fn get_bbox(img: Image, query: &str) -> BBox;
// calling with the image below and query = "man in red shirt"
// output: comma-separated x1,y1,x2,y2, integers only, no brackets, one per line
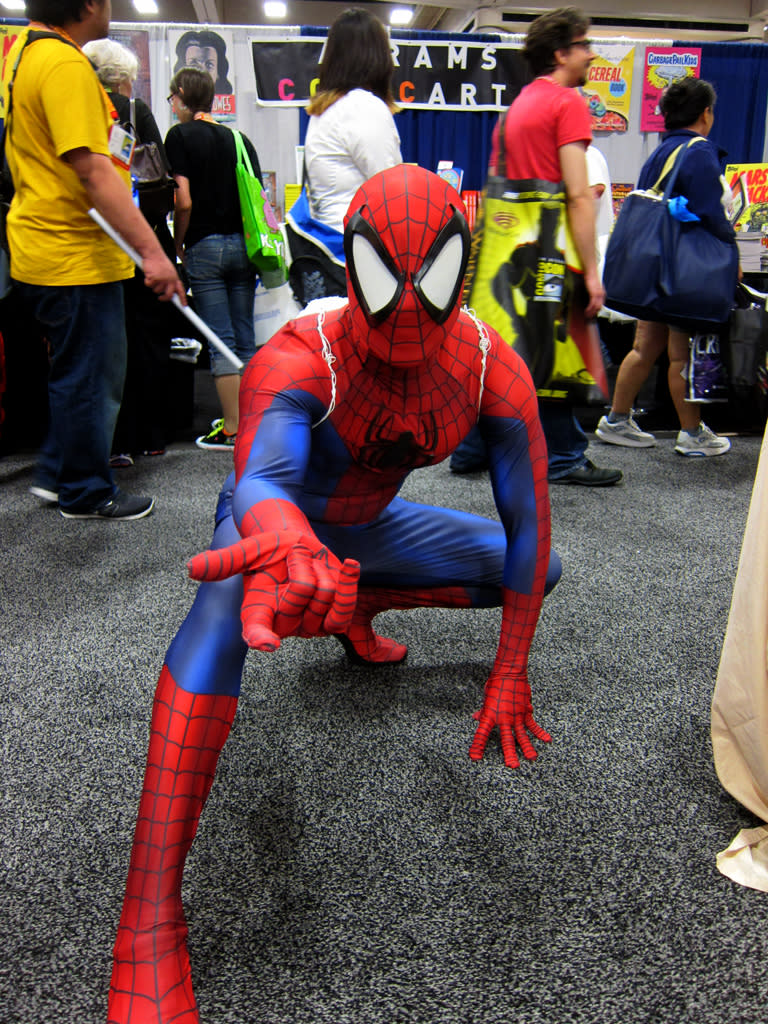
454,8,621,486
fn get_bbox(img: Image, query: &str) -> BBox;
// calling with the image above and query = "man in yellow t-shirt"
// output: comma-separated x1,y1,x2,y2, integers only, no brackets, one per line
4,0,186,519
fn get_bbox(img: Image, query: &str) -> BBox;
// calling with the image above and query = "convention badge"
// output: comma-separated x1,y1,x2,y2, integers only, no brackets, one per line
108,122,136,171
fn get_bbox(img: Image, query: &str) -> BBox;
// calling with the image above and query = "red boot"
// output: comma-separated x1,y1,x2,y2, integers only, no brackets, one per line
108,666,237,1024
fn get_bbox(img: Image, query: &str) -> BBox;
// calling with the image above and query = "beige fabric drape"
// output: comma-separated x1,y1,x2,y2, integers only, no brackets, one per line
712,425,768,891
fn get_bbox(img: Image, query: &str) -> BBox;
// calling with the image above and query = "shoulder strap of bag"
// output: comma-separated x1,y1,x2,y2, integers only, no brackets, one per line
6,30,79,115
2,30,79,193
128,96,137,134
652,136,707,199
233,129,255,178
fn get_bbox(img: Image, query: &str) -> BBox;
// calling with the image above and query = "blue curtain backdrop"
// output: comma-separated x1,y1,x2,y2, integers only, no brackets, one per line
394,108,498,191
690,43,768,163
299,105,499,192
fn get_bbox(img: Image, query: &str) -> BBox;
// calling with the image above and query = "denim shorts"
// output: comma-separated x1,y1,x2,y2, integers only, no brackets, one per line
185,233,257,376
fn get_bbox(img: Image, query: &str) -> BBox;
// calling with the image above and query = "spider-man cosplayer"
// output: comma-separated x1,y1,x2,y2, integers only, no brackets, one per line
107,164,561,1024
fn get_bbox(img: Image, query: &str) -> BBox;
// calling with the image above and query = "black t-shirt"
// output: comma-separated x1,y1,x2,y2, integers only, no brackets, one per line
164,120,262,249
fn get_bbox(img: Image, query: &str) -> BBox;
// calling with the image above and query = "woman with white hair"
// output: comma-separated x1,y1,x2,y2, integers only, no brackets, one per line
83,38,164,161
83,36,137,90
83,37,177,462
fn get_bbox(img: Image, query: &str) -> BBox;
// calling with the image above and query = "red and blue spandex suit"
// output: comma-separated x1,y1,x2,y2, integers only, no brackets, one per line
108,165,561,1024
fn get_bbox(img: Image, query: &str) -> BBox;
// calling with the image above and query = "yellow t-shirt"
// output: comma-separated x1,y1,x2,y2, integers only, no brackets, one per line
3,30,133,285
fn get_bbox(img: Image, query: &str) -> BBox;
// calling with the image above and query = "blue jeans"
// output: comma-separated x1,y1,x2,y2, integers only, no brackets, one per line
540,402,588,479
184,234,257,376
18,280,126,511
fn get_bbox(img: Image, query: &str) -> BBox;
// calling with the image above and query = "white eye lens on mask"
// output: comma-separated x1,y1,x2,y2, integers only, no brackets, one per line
414,232,464,312
351,232,400,316
412,210,471,324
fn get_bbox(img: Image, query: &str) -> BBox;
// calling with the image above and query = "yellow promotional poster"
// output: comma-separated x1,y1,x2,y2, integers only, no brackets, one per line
463,178,608,403
581,43,634,133
724,163,768,232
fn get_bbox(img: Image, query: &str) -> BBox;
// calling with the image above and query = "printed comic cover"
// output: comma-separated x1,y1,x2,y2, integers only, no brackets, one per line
724,163,768,232
580,43,634,133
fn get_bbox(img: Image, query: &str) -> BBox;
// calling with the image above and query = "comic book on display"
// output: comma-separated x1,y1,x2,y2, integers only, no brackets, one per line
261,171,282,224
725,163,768,233
610,183,634,219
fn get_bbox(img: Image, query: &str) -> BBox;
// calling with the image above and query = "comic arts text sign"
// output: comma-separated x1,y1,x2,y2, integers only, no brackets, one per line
250,37,528,111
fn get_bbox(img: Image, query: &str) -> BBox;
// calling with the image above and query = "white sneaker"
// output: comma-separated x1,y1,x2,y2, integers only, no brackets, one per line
674,422,731,457
595,413,656,448
29,485,59,504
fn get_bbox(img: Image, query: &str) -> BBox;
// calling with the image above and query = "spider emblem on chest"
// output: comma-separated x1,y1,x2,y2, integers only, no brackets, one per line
355,408,439,470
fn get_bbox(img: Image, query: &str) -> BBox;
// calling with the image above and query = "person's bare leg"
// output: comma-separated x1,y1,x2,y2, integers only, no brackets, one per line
667,328,700,432
611,320,668,415
214,373,241,435
668,327,708,432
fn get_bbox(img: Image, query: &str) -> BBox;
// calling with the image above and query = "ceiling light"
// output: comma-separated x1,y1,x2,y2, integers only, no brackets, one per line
0,0,26,10
132,0,158,11
264,0,287,17
390,7,414,25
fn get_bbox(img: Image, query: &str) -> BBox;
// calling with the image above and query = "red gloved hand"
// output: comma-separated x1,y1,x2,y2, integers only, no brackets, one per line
468,671,551,769
188,530,360,651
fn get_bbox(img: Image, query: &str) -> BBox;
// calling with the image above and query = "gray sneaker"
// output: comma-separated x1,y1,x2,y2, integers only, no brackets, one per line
674,423,731,457
60,490,155,520
595,413,656,447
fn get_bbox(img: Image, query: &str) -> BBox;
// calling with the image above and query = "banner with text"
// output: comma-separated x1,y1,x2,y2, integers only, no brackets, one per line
250,36,528,111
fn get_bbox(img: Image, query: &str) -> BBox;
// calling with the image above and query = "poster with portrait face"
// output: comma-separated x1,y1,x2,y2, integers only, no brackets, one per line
581,43,634,133
641,46,701,132
169,28,237,121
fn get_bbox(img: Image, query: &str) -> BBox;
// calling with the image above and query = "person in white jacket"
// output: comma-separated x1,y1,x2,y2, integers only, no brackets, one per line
287,8,402,304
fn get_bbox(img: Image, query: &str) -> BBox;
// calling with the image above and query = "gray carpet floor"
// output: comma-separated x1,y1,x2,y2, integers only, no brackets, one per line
1,429,766,1024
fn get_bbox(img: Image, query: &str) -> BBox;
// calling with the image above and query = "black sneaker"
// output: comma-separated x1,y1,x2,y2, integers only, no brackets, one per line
196,418,236,451
549,459,623,486
60,490,155,520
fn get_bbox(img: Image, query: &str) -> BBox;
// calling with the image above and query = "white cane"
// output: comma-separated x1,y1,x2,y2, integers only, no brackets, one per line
88,208,244,370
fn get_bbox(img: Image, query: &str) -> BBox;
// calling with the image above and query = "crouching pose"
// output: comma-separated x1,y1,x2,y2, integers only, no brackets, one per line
107,164,561,1024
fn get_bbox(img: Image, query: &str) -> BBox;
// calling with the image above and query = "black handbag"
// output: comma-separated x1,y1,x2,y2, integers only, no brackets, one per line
127,97,176,225
604,138,739,329
726,283,768,396
285,165,346,306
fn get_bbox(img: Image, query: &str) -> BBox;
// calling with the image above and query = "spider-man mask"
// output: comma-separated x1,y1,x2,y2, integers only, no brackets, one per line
344,165,471,368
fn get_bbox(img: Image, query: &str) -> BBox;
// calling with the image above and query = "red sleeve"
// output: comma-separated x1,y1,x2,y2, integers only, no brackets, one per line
556,88,592,150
